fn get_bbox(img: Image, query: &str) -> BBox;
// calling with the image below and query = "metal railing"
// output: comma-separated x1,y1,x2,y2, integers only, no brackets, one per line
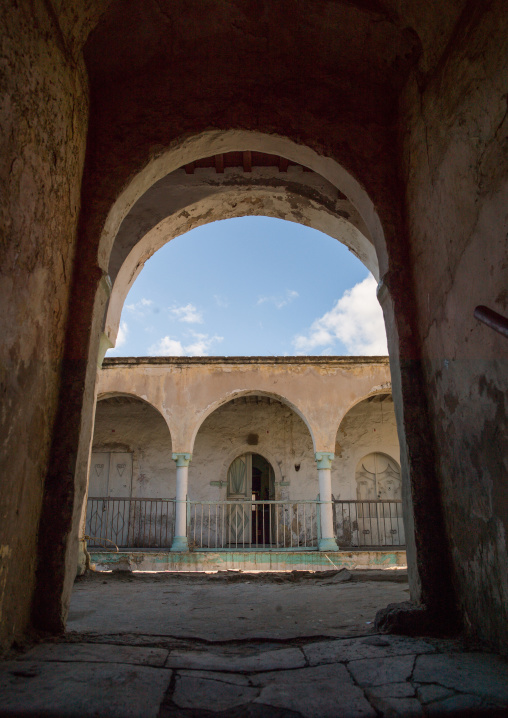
333,500,405,548
86,497,176,549
188,500,319,550
85,497,405,550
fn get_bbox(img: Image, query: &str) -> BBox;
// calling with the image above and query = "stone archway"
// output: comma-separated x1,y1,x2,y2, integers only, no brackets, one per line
3,0,507,655
104,157,378,347
190,392,319,550
35,126,453,642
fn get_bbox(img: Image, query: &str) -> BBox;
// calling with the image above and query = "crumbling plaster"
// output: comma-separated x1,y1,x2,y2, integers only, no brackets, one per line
400,0,508,647
0,1,89,649
108,163,370,280
105,166,375,346
97,357,392,456
91,387,399,507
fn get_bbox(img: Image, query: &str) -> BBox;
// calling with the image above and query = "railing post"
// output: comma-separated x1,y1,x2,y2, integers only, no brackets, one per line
315,453,339,551
171,453,192,552
315,495,321,546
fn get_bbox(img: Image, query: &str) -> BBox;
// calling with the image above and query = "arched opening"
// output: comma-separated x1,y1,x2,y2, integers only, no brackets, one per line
332,394,404,550
188,392,319,550
102,151,380,348
85,394,175,550
333,392,400,500
3,0,508,698
355,452,404,547
83,137,394,562
106,215,381,359
37,128,453,649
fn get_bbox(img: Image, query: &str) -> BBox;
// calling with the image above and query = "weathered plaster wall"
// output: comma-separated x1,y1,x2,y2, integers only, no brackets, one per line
90,389,400,507
334,397,400,500
0,1,89,649
401,1,508,648
64,0,463,640
192,398,316,502
92,397,174,498
41,0,464,645
97,357,392,455
6,0,503,650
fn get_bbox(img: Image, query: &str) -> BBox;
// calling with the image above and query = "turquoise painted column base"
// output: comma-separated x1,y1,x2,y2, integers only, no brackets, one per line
170,536,189,552
318,537,339,551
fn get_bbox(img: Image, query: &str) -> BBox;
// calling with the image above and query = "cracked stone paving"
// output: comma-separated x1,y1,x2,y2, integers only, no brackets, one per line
1,570,507,716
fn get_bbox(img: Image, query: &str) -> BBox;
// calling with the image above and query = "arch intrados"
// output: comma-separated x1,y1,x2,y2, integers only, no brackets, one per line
334,388,393,443
107,160,373,283
190,389,316,454
96,391,174,442
105,191,378,344
97,130,387,275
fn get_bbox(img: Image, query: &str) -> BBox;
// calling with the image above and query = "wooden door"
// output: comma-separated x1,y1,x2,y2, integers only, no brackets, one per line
86,452,110,546
227,454,252,546
107,453,133,546
86,452,133,547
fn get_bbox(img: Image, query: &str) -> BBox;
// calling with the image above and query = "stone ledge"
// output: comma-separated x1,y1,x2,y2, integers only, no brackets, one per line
102,355,390,367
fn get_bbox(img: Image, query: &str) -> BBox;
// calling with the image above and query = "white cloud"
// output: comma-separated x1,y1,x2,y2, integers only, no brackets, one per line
125,298,153,316
116,321,128,348
170,303,203,324
257,289,299,309
149,332,223,357
185,332,223,356
149,336,185,356
293,275,387,355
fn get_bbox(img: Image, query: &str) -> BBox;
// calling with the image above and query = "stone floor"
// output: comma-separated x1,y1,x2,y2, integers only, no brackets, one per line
66,568,410,639
1,570,507,716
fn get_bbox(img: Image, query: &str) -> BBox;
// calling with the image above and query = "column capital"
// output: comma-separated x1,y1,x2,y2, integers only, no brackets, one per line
172,452,192,467
315,452,334,470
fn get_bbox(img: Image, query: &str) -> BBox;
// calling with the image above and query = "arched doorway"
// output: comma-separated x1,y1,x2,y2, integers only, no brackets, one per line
227,453,275,547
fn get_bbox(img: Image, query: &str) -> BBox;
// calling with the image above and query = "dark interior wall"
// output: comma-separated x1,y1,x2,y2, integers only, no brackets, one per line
0,1,89,648
24,0,457,640
2,0,506,653
401,1,508,649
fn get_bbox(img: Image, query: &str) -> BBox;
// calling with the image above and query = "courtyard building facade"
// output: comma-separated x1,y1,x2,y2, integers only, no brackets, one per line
85,356,403,562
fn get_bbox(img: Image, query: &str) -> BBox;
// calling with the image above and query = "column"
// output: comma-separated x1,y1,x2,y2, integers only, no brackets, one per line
171,452,192,552
315,452,339,551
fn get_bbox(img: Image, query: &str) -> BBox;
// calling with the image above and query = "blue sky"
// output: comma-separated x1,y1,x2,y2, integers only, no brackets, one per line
108,217,388,357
